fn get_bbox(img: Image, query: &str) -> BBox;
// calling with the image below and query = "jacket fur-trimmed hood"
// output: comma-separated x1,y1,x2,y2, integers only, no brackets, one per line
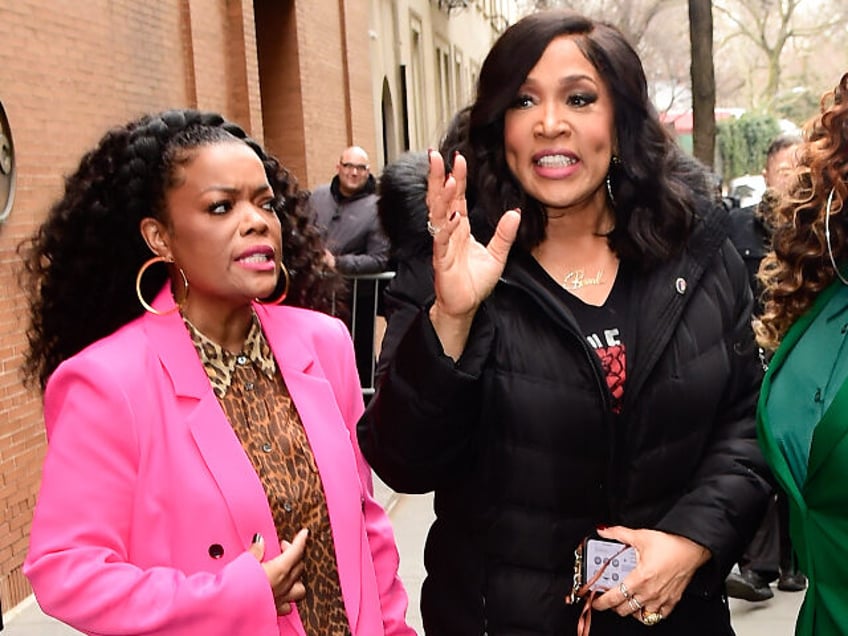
377,150,490,263
377,152,431,261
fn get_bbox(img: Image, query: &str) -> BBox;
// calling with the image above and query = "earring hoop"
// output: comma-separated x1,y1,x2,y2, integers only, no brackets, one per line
136,256,189,315
824,187,848,286
255,262,291,305
606,173,616,207
606,155,620,207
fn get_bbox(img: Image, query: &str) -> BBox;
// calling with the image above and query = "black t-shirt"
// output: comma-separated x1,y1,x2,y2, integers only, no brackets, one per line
528,257,631,413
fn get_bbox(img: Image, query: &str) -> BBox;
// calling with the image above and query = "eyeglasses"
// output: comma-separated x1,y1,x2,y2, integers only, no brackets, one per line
341,162,369,172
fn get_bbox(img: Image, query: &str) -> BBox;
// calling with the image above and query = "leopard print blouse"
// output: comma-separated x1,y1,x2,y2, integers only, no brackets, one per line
185,314,352,635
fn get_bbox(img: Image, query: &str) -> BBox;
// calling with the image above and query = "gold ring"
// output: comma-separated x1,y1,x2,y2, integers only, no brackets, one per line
618,582,630,599
628,596,642,611
641,609,663,626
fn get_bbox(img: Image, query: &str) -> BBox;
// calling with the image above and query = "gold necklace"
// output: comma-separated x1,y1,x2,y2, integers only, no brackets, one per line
562,268,604,290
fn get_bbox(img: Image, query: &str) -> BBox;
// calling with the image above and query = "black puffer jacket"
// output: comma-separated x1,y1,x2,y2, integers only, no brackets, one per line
361,165,771,635
727,202,770,314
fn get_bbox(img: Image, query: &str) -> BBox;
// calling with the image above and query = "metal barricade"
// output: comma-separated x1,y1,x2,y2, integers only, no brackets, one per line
333,271,396,398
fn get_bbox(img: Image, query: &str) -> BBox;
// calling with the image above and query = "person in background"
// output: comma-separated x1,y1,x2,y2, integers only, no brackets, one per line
725,132,807,602
729,133,803,299
756,71,848,635
310,146,390,389
19,109,414,636
311,146,389,276
359,9,770,635
375,151,430,311
374,108,473,378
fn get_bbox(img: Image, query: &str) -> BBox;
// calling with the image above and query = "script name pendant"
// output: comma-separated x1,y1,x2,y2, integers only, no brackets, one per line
563,268,604,290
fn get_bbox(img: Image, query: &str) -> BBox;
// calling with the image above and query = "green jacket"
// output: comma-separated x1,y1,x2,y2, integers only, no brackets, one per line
758,280,848,635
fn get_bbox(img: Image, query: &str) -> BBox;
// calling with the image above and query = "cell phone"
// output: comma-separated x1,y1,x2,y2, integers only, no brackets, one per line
580,537,637,592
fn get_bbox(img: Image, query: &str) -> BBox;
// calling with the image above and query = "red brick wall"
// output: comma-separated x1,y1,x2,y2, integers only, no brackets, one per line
0,0,368,615
342,0,379,170
294,0,377,188
255,0,308,182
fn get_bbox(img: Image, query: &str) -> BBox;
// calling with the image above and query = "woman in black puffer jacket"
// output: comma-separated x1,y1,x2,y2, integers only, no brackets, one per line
361,10,771,636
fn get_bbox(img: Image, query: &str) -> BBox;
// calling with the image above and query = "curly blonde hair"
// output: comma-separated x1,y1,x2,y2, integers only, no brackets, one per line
755,72,848,351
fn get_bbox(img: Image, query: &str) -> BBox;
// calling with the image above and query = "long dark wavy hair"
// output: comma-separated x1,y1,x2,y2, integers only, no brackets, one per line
19,109,344,391
756,72,848,351
442,10,710,264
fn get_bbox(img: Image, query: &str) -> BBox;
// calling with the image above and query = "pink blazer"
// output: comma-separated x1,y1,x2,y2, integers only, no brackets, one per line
24,292,415,636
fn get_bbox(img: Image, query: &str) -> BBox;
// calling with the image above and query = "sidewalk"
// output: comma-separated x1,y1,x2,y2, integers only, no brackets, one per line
1,491,802,635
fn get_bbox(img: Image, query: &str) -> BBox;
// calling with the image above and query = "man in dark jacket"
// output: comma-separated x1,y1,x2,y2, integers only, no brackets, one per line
310,146,389,275
726,132,806,601
310,146,390,391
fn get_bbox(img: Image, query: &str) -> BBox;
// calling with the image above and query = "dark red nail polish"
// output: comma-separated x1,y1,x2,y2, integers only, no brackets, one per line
596,524,608,531
450,210,459,221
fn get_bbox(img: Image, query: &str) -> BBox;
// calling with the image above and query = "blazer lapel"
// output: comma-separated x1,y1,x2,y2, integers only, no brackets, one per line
804,287,848,485
141,291,308,635
758,284,834,506
758,280,848,499
257,305,364,630
142,288,278,550
807,378,848,484
757,403,804,507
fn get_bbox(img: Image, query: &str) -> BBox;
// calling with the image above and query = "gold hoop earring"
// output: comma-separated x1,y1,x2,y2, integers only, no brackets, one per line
136,256,189,315
255,262,291,305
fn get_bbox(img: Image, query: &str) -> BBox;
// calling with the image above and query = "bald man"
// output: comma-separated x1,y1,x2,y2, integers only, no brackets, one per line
310,146,389,275
309,146,390,391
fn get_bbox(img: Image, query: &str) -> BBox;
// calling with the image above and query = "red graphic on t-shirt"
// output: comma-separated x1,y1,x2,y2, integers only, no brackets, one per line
595,345,626,413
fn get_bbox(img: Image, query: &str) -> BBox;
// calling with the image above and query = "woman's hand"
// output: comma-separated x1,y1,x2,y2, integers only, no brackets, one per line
426,150,521,360
591,526,711,625
249,528,308,615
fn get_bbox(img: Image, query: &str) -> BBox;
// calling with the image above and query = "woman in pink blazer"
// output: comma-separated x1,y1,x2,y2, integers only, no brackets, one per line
19,109,415,636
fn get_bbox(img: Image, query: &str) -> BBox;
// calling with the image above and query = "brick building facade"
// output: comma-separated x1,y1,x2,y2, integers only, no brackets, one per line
0,0,376,614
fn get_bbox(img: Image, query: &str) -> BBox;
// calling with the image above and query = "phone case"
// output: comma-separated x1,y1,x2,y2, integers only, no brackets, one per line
581,537,637,592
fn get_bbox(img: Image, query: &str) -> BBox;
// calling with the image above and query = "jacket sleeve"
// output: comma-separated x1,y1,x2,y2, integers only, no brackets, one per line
334,216,390,275
24,357,279,636
358,271,495,494
655,241,772,595
327,318,416,636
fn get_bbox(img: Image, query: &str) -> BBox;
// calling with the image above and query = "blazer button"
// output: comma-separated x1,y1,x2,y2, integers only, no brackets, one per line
208,544,225,559
283,501,293,513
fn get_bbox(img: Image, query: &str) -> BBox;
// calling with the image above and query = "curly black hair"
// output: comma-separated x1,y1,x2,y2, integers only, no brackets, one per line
19,108,344,391
442,10,711,265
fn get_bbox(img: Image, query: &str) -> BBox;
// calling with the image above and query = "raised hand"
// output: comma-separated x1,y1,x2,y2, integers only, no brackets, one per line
426,150,521,359
249,529,308,615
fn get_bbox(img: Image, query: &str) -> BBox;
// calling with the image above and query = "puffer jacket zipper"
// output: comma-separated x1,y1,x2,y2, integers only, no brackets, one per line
497,273,617,519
